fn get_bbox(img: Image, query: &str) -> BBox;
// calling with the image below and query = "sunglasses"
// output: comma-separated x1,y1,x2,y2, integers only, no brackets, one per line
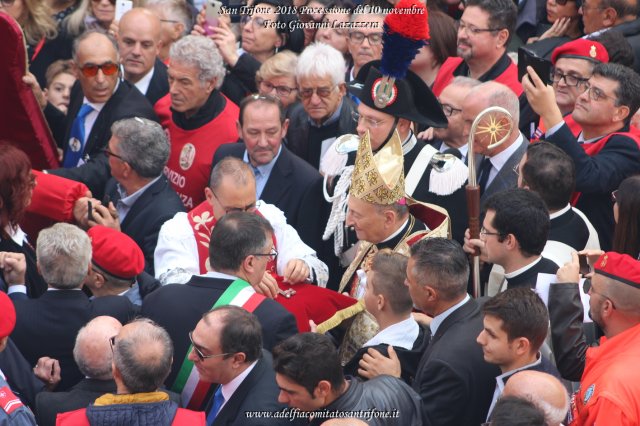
79,62,119,78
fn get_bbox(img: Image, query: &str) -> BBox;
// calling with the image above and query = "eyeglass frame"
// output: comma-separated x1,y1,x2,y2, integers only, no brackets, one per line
582,82,619,103
189,331,231,361
299,85,338,100
550,68,590,88
441,103,463,117
348,31,383,45
480,226,505,238
78,62,119,78
251,247,278,261
457,20,504,36
0,0,16,6
583,278,616,308
240,15,267,29
209,189,256,214
351,110,386,128
257,79,298,97
103,147,125,162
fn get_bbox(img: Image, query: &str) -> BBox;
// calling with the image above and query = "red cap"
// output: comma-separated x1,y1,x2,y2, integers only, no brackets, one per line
551,39,609,65
0,291,16,338
88,226,145,280
594,252,640,289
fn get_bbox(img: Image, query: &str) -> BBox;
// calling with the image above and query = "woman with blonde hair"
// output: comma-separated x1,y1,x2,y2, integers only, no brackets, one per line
64,0,115,37
255,50,300,115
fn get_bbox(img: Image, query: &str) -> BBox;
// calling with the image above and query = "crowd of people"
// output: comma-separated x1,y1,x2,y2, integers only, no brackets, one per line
1,0,640,423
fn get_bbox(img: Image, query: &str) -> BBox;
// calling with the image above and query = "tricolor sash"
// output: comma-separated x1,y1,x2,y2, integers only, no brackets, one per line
171,278,266,410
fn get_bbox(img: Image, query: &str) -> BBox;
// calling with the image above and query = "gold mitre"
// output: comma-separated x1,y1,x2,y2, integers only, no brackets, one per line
349,129,405,205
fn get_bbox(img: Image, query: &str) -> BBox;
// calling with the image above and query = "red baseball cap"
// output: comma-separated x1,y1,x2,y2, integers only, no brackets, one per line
0,291,16,338
88,226,145,280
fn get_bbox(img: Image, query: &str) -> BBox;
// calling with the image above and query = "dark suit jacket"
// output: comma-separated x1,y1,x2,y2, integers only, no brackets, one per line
144,58,170,106
48,80,158,199
105,176,185,275
0,338,44,409
546,123,640,250
480,136,528,207
11,290,137,391
212,143,325,251
141,275,298,387
35,379,116,426
413,298,500,426
212,351,290,426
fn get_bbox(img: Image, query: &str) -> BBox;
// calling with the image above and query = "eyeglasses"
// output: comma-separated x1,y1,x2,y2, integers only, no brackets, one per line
582,278,616,307
79,62,119,78
550,69,590,88
103,147,125,161
351,111,386,128
240,15,267,28
580,2,606,10
457,20,503,36
299,86,337,99
582,82,618,103
611,189,619,203
348,31,383,45
160,19,179,23
551,0,576,4
441,103,462,117
252,247,278,261
258,80,297,97
0,0,16,6
210,189,256,214
480,227,504,238
189,331,230,361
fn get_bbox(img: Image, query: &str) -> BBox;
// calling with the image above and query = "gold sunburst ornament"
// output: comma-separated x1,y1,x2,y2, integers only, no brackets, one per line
475,114,513,147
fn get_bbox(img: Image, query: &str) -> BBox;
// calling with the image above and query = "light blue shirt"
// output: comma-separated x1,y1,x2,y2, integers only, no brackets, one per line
243,145,282,199
116,176,161,222
430,294,471,337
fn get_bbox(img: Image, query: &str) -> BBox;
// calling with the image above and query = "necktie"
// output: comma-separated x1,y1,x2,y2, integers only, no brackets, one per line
206,386,225,425
478,157,493,195
63,103,94,168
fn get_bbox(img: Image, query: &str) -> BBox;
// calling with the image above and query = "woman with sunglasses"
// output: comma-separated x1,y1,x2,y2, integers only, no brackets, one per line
0,143,48,299
612,176,640,259
195,0,304,106
526,0,583,56
64,0,115,37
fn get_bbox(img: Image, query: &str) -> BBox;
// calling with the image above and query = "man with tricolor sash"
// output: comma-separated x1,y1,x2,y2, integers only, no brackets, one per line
524,62,640,250
141,212,297,411
154,157,359,333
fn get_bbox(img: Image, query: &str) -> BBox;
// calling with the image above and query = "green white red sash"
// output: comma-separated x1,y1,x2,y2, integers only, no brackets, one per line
171,278,266,410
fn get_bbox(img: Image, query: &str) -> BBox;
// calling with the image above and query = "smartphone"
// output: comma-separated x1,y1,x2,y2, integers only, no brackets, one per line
518,48,552,87
87,200,94,223
115,0,133,21
579,254,590,276
205,0,223,34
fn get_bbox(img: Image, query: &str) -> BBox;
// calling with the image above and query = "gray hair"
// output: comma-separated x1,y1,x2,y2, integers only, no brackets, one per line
36,223,91,289
143,0,192,35
451,76,482,89
113,318,173,394
296,43,346,86
73,316,122,380
111,118,169,178
209,157,254,191
471,81,520,125
170,35,226,89
72,30,119,64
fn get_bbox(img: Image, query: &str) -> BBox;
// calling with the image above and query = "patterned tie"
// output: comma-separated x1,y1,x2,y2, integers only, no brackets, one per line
478,157,493,195
206,386,225,425
63,103,94,168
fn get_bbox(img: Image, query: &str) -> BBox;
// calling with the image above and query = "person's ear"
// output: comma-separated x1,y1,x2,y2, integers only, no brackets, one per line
314,380,332,399
496,29,509,49
602,7,618,27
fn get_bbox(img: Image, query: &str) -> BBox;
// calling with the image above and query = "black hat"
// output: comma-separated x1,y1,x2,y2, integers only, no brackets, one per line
348,60,448,128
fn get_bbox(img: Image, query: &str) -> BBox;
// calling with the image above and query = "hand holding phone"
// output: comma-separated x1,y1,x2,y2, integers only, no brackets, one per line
115,0,133,21
87,200,94,223
205,0,223,35
518,48,552,87
579,254,591,276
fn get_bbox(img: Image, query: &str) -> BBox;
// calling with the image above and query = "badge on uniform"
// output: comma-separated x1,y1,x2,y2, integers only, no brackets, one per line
179,143,196,171
584,384,595,405
0,386,24,415
69,137,82,152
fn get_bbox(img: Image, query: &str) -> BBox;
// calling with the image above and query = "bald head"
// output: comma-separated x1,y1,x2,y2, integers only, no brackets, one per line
502,371,569,426
74,316,123,380
118,8,162,83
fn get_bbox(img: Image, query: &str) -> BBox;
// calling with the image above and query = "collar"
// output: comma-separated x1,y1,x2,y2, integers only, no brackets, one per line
430,294,470,336
504,256,542,279
364,317,419,350
172,89,226,130
496,353,542,387
117,176,160,207
133,67,155,96
549,204,571,220
202,270,241,281
243,145,282,177
577,132,604,144
489,133,523,170
401,131,417,155
441,142,469,158
83,80,119,111
380,217,410,243
220,360,258,403
308,99,343,128
4,224,26,246
94,391,169,406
